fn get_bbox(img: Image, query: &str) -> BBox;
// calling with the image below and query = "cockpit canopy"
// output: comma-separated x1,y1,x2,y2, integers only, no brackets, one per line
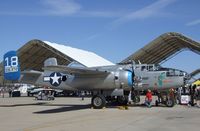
133,64,188,77
160,68,186,77
133,64,157,71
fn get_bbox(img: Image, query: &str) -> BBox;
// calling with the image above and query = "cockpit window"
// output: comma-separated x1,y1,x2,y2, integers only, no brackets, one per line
135,66,140,69
148,66,154,71
166,69,175,76
154,66,186,77
134,64,160,72
155,65,162,71
166,69,185,77
141,66,147,71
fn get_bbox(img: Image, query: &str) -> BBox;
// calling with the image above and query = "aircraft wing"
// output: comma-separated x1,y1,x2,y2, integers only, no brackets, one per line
43,65,109,77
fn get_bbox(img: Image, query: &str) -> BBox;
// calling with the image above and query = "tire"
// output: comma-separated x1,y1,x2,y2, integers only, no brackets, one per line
117,96,128,105
132,96,140,103
91,95,106,109
166,99,174,107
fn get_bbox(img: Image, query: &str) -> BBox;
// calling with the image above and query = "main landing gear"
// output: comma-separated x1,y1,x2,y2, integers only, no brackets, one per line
91,89,142,109
91,95,106,109
91,95,130,109
155,91,175,107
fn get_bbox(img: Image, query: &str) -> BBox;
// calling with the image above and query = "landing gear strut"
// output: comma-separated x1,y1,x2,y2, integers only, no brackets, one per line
117,96,128,105
131,90,140,103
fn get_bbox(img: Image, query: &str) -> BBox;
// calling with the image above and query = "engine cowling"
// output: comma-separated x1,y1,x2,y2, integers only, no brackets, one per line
114,70,133,90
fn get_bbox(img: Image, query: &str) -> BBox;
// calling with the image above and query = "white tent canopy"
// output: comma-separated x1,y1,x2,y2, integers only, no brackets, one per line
44,41,114,67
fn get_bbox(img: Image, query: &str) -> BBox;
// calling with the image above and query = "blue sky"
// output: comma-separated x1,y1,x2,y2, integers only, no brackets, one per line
0,0,200,77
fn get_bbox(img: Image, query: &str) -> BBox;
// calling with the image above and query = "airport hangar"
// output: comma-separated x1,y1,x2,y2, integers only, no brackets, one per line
0,32,200,85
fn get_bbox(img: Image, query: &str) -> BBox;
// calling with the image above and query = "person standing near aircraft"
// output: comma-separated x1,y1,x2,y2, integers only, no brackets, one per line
169,88,175,104
195,86,200,107
145,89,152,108
8,88,12,97
189,84,196,106
81,91,85,100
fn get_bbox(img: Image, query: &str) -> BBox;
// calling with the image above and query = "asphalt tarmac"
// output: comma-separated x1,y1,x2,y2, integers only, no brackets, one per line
0,95,199,131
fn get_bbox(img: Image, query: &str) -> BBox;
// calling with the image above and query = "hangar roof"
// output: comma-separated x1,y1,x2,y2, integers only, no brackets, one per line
121,32,200,64
16,40,114,72
43,41,114,67
190,69,200,78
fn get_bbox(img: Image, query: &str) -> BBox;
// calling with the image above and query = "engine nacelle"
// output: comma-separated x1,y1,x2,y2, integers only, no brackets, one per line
114,70,133,90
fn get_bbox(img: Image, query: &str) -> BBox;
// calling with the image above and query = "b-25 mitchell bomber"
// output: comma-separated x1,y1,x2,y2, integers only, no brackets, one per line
3,49,188,108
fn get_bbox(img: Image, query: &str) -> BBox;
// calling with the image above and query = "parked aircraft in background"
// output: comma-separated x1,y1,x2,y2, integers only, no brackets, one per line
3,51,189,108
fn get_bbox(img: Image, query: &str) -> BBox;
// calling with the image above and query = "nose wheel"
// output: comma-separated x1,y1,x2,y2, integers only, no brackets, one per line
91,95,106,109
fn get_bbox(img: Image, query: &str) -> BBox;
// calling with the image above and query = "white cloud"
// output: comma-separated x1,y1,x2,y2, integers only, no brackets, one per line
186,19,200,26
0,0,176,20
81,11,123,18
86,34,100,41
0,0,121,17
112,0,176,26
40,0,125,17
0,0,81,16
41,0,81,15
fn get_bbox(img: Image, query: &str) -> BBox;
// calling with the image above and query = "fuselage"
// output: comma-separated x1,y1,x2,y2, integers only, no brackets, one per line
32,64,187,92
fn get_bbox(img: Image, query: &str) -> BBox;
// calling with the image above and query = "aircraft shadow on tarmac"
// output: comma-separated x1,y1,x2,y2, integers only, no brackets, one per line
0,102,47,107
33,103,170,114
33,103,131,114
33,104,91,114
0,102,169,114
0,102,92,113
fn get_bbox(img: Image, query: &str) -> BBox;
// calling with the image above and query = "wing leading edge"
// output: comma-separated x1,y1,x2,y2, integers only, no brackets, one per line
43,65,110,77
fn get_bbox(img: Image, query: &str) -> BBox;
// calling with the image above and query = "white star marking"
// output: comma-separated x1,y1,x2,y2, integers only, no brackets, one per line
50,73,60,84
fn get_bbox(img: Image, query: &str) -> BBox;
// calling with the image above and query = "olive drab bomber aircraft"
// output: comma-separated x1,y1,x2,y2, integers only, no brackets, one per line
3,50,189,109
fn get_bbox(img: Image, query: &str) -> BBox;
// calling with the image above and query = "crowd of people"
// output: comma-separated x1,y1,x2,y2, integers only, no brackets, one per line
190,84,200,107
143,84,200,108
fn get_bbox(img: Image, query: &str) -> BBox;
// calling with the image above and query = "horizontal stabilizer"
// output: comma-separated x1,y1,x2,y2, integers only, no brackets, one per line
20,70,42,84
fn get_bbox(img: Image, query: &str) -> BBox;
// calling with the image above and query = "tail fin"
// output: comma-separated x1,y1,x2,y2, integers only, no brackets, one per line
3,51,21,80
43,57,58,74
44,58,58,67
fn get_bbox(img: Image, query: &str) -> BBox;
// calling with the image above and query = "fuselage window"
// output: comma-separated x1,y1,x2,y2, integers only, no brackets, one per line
141,66,147,71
